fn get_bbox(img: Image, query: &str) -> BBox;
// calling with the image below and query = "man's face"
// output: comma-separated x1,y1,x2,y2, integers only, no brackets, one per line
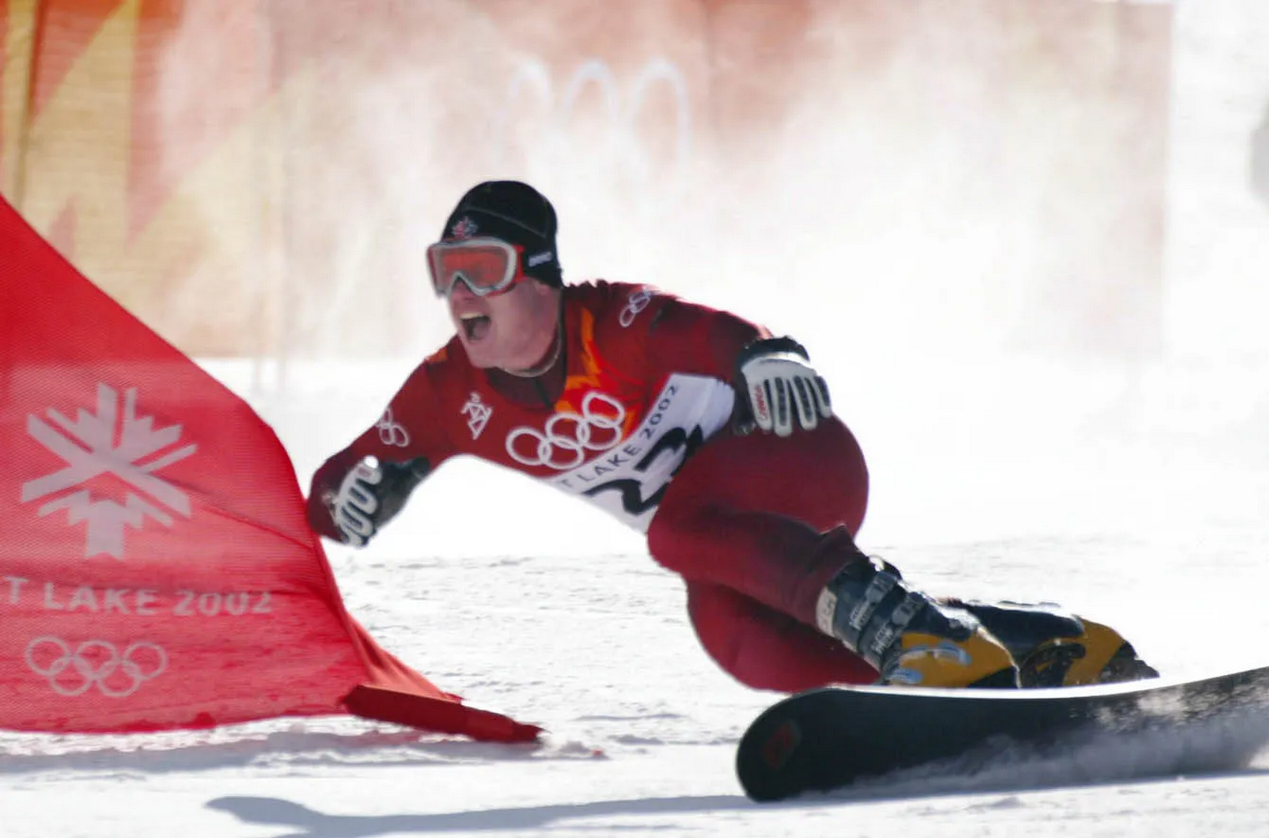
446,277,560,371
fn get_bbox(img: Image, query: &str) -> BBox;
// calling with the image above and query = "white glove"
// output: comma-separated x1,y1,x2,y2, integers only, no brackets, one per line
737,338,832,437
330,457,384,546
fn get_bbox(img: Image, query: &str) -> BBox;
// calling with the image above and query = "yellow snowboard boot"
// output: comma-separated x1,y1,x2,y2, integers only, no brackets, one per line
944,600,1160,688
817,557,1019,688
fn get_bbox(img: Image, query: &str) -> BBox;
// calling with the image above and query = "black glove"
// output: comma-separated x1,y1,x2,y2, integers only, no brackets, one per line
325,455,431,546
735,337,832,436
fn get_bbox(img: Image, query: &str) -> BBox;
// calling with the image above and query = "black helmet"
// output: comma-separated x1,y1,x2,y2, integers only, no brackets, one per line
440,180,563,287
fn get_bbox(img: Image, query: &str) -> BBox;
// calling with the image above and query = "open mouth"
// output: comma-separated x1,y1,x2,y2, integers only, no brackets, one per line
460,312,491,341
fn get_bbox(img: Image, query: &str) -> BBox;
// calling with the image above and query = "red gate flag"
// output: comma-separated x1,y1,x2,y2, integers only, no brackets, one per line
0,197,539,742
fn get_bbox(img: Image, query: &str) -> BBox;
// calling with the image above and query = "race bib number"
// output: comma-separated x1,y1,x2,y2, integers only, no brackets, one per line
545,374,735,532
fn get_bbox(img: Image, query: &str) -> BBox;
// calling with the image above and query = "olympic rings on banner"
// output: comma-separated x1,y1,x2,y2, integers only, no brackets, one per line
24,636,168,698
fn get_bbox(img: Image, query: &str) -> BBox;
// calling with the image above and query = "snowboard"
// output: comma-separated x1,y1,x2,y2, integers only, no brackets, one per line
736,665,1269,801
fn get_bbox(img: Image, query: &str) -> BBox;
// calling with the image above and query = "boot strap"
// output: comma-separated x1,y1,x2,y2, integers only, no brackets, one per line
858,591,928,668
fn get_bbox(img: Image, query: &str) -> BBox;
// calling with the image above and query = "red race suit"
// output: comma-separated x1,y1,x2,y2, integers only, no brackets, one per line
308,281,876,691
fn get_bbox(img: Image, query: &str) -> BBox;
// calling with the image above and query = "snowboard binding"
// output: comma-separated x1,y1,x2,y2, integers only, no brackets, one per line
945,600,1160,688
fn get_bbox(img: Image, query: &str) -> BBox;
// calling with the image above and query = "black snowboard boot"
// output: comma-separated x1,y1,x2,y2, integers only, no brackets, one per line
817,557,1019,688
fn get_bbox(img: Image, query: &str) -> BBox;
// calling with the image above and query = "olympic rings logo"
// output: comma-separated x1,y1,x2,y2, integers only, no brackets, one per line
25,636,168,698
500,58,693,191
619,286,654,328
376,407,410,447
506,392,627,470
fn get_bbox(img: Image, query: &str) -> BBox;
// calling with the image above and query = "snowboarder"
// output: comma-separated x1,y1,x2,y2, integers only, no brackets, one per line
306,180,1157,692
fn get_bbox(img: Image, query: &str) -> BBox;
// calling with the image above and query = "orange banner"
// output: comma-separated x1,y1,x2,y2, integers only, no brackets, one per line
0,3,6,177
0,0,38,197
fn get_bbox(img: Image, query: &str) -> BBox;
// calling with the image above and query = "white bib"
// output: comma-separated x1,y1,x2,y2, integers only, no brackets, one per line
539,374,735,532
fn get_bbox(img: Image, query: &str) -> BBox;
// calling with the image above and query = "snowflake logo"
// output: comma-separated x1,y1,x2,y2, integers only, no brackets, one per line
21,383,198,559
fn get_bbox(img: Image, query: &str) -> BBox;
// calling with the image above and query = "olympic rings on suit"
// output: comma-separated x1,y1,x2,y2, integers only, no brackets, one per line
376,408,411,447
619,287,654,328
505,392,626,470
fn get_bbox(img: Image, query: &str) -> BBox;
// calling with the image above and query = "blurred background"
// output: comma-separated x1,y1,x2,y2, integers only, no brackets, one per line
3,0,1268,563
0,0,1228,360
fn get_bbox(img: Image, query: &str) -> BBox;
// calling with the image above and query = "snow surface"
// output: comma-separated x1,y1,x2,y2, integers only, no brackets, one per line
4,349,1269,838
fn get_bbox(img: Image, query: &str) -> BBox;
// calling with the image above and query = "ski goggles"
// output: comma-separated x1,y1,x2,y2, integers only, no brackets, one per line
426,238,528,298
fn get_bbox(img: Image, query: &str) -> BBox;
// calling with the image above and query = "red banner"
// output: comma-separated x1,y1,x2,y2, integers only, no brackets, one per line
0,195,538,741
